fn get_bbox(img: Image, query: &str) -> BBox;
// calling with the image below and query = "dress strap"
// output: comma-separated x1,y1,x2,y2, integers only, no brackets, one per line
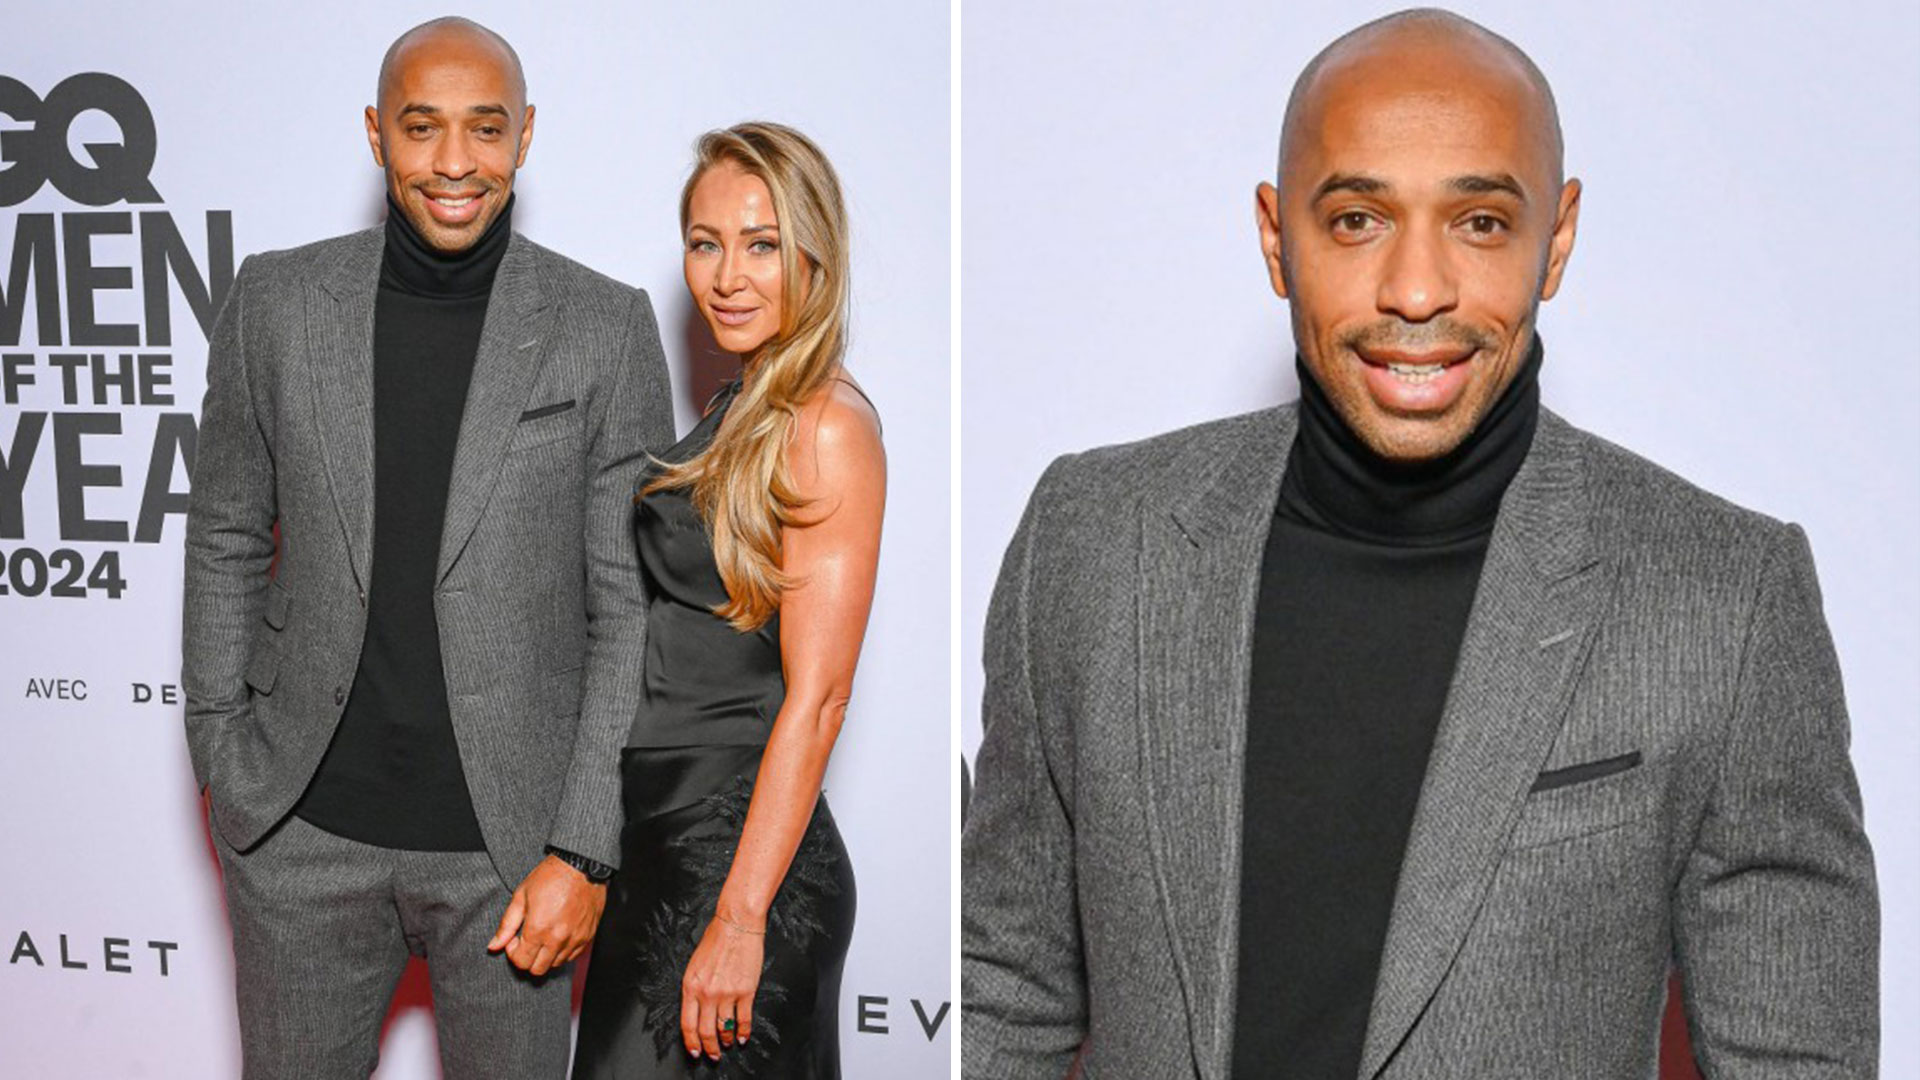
702,376,744,417
832,375,881,435
707,374,877,431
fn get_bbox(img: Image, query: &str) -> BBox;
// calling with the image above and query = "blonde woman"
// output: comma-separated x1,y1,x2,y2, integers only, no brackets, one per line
573,123,884,1079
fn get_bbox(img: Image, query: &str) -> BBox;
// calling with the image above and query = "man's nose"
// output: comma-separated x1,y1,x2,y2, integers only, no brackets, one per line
434,131,477,181
1375,226,1458,322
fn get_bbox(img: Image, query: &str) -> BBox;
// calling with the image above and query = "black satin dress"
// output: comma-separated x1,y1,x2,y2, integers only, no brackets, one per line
574,380,856,1079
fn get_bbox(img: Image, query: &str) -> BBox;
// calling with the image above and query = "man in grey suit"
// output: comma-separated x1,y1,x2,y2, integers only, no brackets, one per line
182,18,671,1077
962,9,1877,1079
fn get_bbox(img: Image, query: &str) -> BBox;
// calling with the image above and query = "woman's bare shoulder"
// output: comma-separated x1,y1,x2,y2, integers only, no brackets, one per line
788,373,885,497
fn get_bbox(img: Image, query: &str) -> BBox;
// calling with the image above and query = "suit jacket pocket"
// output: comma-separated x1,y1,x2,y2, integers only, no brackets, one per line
1531,750,1640,792
263,578,292,630
518,400,576,422
243,639,281,695
509,404,582,452
548,666,584,717
246,581,291,694
1509,750,1654,850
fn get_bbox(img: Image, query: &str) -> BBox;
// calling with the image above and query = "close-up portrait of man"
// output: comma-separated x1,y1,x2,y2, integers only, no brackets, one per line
962,3,1912,1077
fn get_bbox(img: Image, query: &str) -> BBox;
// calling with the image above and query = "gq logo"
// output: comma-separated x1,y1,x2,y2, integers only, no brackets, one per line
0,73,161,207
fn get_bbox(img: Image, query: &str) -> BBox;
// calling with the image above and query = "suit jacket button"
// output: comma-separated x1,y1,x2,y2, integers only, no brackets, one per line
333,687,345,706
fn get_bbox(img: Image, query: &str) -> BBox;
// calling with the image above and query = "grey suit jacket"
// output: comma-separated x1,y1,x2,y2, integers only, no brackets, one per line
962,404,1878,1078
182,225,673,887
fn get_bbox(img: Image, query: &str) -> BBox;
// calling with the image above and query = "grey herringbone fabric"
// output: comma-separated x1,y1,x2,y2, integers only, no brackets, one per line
214,813,572,1078
182,224,673,885
962,404,1878,1079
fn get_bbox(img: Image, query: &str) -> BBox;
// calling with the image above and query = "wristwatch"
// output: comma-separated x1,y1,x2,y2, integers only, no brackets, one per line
546,846,615,883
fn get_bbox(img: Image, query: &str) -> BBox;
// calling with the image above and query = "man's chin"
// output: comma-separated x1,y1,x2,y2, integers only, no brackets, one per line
410,213,487,254
1351,412,1477,465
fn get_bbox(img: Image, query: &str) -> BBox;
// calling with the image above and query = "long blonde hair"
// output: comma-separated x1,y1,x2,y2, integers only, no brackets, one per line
646,121,851,632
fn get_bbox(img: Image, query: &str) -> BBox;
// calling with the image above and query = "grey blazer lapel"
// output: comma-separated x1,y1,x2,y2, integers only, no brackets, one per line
1359,410,1615,1078
1137,406,1297,1080
436,234,551,582
306,226,384,589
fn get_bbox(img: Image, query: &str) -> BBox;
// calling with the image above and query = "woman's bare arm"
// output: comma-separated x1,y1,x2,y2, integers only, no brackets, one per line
679,378,886,1060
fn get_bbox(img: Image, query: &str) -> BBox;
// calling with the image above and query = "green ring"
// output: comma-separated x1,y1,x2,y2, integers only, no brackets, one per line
721,1017,737,1033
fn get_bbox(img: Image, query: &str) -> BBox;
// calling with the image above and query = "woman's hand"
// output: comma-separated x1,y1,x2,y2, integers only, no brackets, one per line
680,911,766,1061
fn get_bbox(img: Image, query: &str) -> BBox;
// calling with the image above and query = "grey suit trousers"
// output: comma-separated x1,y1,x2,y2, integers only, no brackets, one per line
214,811,572,1080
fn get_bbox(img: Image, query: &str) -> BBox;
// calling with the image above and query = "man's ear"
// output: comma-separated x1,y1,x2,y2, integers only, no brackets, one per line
364,105,385,168
515,104,536,168
1539,177,1581,301
1256,182,1289,299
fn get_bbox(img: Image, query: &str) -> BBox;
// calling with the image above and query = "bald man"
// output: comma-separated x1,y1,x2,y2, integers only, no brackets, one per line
962,9,1877,1079
183,17,672,1076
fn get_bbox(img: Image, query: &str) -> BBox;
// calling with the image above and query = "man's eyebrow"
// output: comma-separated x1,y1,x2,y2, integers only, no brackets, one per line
1311,173,1389,202
395,103,512,118
1448,173,1528,201
1308,172,1531,204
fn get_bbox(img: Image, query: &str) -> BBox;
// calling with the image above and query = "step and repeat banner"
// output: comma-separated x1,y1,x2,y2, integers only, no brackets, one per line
2,2,950,1076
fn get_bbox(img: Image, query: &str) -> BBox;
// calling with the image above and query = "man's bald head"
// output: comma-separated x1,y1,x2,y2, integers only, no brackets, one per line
376,16,526,113
1279,8,1562,192
364,16,534,253
1253,8,1582,463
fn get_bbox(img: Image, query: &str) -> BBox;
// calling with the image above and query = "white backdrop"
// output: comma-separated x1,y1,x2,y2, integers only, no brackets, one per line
1,1,950,1076
960,0,1919,1072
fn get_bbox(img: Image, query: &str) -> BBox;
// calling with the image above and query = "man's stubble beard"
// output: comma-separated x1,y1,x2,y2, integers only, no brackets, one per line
1281,245,1547,464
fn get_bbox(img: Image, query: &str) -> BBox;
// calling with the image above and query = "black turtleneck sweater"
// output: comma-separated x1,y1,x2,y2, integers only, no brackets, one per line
294,197,514,851
1229,338,1543,1078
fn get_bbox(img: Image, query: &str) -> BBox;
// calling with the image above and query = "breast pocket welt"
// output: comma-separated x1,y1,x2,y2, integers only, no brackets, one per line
1508,750,1657,851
